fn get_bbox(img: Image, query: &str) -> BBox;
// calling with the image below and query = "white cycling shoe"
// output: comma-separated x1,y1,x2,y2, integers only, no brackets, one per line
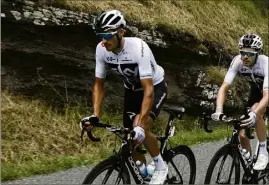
149,165,168,184
253,152,268,171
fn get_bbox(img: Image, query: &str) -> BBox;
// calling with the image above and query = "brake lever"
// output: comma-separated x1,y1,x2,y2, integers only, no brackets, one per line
128,130,147,154
80,127,101,142
87,129,101,142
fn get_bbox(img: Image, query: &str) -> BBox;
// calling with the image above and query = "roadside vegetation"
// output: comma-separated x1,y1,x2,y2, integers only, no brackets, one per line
38,0,268,54
2,91,231,181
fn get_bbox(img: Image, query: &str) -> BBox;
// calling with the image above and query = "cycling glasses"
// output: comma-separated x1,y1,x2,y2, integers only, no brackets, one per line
240,50,257,57
96,31,118,40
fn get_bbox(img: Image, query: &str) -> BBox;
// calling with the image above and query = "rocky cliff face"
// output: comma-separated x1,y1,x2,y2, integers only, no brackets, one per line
1,0,246,115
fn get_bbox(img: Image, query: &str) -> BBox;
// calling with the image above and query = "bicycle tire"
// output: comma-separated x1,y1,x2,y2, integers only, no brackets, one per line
204,144,240,184
82,156,131,184
164,145,196,184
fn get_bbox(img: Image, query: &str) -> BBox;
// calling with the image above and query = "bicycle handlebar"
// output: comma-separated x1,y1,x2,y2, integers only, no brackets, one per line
200,112,247,133
80,120,136,142
80,121,147,154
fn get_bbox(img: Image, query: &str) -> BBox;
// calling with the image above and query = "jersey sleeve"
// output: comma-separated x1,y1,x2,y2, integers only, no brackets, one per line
137,40,153,79
224,55,241,85
95,43,106,79
263,58,268,90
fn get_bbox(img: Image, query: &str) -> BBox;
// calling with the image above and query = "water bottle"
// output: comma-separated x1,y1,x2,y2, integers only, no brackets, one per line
136,160,148,178
242,149,252,165
146,161,155,177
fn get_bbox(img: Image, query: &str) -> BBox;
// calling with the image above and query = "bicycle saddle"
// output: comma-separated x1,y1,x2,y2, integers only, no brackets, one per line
162,105,185,117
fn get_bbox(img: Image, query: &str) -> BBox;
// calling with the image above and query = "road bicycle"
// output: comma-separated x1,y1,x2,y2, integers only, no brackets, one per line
201,113,269,184
81,105,196,184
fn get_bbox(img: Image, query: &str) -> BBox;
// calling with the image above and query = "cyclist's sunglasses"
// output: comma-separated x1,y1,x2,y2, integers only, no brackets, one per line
96,31,118,40
240,50,257,57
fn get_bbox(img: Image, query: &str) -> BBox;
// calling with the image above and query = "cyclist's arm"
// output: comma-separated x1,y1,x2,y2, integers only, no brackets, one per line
216,56,240,112
138,79,154,127
253,61,269,114
216,82,231,112
93,44,106,117
92,77,105,117
137,40,154,127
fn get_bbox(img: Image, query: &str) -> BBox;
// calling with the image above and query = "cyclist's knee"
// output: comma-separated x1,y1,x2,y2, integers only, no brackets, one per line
239,130,248,140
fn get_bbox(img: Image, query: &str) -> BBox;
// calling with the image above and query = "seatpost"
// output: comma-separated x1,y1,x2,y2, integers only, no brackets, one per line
165,113,175,137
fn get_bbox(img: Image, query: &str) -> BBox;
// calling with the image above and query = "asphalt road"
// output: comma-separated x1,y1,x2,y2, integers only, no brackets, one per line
3,138,259,184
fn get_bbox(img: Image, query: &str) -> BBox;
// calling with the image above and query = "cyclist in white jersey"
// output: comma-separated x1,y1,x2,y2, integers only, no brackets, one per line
212,34,268,170
80,10,168,184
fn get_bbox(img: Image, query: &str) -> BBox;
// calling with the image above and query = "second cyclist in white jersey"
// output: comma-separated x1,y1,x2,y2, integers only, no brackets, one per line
212,34,268,170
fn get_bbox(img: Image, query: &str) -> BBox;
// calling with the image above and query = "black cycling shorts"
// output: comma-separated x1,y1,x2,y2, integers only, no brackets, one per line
246,83,263,108
245,83,268,117
123,80,167,128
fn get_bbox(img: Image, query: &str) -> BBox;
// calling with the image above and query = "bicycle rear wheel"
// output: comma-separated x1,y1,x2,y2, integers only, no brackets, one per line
204,144,240,184
164,145,196,184
82,156,131,184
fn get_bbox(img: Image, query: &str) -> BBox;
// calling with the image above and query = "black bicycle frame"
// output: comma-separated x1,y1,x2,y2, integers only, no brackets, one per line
201,112,269,184
216,127,254,185
112,112,178,184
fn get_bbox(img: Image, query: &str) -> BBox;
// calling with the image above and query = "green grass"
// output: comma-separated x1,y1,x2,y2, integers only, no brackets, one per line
2,127,230,181
37,0,268,55
2,156,99,181
1,92,231,181
205,66,227,85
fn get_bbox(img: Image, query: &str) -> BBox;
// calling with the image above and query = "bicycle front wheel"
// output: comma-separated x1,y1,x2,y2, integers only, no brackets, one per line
164,145,196,184
82,156,131,184
204,144,240,184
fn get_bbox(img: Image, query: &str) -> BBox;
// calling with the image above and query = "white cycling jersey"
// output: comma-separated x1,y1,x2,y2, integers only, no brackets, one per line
224,54,268,91
95,37,164,91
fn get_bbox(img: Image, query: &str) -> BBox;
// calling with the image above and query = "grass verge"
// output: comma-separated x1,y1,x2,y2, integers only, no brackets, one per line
1,91,233,181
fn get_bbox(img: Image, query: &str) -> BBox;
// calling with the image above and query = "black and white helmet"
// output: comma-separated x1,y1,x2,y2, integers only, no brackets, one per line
238,34,263,51
92,10,126,33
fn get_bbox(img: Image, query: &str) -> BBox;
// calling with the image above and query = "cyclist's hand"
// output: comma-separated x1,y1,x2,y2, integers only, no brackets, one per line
240,111,256,128
133,126,145,144
80,115,99,131
211,112,225,121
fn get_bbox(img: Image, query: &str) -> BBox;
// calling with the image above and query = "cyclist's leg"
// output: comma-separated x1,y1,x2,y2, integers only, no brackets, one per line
254,104,267,143
123,88,147,164
245,85,268,170
133,115,159,157
239,129,252,154
247,86,267,146
240,85,261,153
138,80,168,184
140,80,167,159
132,81,167,161
253,104,267,170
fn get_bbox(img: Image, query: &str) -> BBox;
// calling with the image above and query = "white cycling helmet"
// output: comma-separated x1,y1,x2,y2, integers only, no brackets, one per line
92,10,126,33
238,34,263,51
